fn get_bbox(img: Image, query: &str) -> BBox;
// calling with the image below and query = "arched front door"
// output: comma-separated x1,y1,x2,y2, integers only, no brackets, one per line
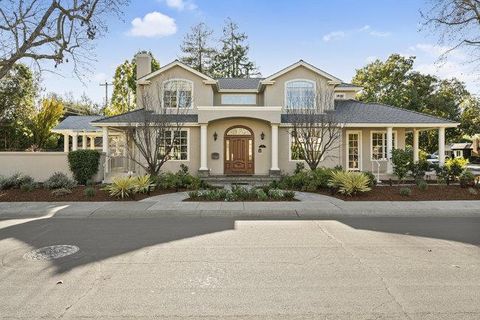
224,126,254,175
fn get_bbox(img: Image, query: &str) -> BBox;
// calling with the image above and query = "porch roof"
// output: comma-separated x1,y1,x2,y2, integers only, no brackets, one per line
53,115,103,133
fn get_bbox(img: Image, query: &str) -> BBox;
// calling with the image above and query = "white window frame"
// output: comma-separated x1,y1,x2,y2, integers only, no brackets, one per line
370,130,397,161
161,79,194,109
288,130,324,162
346,130,362,171
221,94,256,105
159,128,190,161
284,79,316,109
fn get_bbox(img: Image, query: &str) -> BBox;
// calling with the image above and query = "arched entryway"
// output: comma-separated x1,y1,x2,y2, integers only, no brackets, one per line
224,125,254,175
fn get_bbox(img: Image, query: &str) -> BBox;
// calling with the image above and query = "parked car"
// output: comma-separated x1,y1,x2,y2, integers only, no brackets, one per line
426,153,439,165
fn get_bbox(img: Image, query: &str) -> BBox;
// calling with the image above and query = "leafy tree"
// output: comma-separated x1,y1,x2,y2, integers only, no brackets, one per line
25,98,64,151
180,22,217,75
106,51,160,116
210,18,259,78
48,92,100,115
459,97,480,137
352,54,470,152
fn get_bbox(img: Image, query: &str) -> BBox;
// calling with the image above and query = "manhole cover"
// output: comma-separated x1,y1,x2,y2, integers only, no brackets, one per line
23,245,79,261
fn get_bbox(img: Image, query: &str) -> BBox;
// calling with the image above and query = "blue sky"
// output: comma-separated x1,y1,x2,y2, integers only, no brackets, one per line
40,0,479,105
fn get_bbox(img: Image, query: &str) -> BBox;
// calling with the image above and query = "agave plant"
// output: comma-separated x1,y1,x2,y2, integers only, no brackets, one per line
103,176,137,199
328,171,371,196
134,174,156,194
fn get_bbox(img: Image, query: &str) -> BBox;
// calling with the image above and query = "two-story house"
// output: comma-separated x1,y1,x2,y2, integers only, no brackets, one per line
91,52,458,180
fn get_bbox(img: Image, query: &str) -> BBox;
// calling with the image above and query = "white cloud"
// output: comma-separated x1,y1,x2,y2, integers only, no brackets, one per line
164,0,197,11
323,25,390,42
128,12,177,38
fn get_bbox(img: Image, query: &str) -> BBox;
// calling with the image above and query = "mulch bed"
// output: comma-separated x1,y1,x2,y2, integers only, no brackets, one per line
0,186,183,202
318,185,480,201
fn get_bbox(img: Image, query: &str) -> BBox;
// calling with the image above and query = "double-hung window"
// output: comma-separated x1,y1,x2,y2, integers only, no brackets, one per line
158,130,188,160
371,131,396,160
289,132,322,161
163,80,192,109
285,80,315,109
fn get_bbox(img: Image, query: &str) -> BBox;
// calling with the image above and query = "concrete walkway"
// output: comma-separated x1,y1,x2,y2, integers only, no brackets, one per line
1,191,480,219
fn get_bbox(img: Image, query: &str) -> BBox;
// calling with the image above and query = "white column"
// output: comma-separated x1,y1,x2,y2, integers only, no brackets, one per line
199,124,208,171
63,134,69,152
82,133,87,149
386,127,393,174
413,129,419,163
438,127,446,166
72,132,78,151
89,136,95,150
102,127,109,173
270,124,280,171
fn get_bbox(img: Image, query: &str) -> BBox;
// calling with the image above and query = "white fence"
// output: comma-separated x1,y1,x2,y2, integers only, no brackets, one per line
0,152,105,182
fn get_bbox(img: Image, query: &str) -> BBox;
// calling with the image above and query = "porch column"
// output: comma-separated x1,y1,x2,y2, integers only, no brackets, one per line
386,127,393,174
413,128,419,163
63,134,69,152
438,127,446,166
89,136,95,150
102,127,109,173
72,132,78,151
82,133,87,149
199,124,208,174
270,123,280,173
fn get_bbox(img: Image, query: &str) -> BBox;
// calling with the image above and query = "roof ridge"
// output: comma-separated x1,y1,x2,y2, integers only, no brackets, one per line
92,108,145,123
342,99,456,124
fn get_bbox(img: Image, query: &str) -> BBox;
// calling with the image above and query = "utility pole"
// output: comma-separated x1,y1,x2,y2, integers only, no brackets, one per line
99,81,113,108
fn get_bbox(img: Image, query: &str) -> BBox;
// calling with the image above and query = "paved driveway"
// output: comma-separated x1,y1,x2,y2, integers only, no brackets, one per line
0,213,479,319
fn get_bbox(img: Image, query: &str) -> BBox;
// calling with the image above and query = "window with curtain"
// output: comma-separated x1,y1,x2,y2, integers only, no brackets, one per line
163,80,192,108
285,80,315,109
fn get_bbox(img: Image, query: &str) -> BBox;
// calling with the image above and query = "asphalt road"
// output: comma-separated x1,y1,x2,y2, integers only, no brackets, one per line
0,215,479,319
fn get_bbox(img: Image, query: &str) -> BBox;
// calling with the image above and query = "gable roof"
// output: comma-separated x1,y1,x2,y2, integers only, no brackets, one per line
138,60,216,83
263,60,343,83
91,109,198,125
53,115,103,132
217,78,264,91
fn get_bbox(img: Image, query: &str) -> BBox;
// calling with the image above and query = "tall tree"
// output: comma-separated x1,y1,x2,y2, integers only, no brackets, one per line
422,0,480,63
179,23,216,75
210,18,259,78
106,51,160,116
25,98,64,151
352,54,471,152
0,0,128,79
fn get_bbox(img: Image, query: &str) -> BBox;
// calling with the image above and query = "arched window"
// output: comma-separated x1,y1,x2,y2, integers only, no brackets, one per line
163,79,193,108
285,80,315,109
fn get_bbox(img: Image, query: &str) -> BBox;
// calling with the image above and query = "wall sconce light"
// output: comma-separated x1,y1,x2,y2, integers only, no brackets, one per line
260,131,265,140
213,132,218,141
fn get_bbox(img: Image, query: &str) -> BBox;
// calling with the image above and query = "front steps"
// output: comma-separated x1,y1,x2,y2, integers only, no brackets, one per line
201,175,279,187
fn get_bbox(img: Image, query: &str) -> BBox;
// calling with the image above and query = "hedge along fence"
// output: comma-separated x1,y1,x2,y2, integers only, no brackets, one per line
68,150,101,185
0,152,105,182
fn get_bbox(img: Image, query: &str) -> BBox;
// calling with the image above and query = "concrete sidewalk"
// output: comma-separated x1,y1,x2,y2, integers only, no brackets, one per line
1,191,480,219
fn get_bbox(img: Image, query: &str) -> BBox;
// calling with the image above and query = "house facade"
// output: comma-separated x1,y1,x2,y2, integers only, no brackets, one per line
91,53,458,179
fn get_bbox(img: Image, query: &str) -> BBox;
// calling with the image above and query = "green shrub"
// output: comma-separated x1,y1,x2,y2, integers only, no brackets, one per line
362,171,377,187
84,187,96,198
20,182,36,192
188,190,200,200
283,190,296,200
68,150,100,185
44,172,76,190
134,175,156,194
459,170,475,188
294,162,305,174
468,187,478,195
410,160,430,181
445,157,468,180
399,187,412,196
51,188,72,197
102,176,137,199
416,180,428,191
0,173,34,190
188,187,295,201
328,171,371,196
276,167,333,191
254,189,268,201
391,149,412,183
156,167,201,190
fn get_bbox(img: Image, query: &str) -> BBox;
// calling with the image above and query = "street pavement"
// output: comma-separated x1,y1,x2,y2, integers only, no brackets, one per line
0,204,479,319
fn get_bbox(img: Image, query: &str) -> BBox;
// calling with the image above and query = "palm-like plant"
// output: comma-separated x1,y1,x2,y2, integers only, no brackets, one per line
102,177,136,199
328,171,371,196
134,174,156,194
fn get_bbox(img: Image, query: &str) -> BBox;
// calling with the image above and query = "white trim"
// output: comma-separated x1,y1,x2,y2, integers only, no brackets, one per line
284,79,316,110
262,60,343,83
217,89,259,93
346,130,362,171
161,78,194,110
139,60,215,82
344,123,459,128
197,106,282,112
370,130,398,161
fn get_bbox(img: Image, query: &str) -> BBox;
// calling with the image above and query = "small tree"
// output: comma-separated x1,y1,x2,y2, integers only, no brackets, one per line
26,98,64,151
391,149,412,183
287,80,342,170
125,78,189,175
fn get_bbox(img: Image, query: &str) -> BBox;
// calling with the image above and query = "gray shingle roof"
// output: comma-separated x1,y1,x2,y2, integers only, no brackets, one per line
53,115,103,132
92,109,198,124
281,100,456,124
216,78,263,90
337,82,361,88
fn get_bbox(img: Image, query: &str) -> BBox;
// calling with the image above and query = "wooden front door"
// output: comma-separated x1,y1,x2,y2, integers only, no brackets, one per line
224,126,254,175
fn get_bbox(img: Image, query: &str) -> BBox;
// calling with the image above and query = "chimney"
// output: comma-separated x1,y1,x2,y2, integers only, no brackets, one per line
135,52,152,80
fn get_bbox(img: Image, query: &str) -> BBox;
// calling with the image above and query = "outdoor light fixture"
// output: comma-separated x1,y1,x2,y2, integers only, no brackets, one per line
260,131,265,140
213,131,218,141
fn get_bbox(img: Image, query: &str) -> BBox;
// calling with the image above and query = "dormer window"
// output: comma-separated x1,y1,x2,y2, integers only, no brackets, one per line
285,80,316,109
163,79,193,108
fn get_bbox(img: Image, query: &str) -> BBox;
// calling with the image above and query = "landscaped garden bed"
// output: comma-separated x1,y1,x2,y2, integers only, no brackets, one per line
185,186,297,202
